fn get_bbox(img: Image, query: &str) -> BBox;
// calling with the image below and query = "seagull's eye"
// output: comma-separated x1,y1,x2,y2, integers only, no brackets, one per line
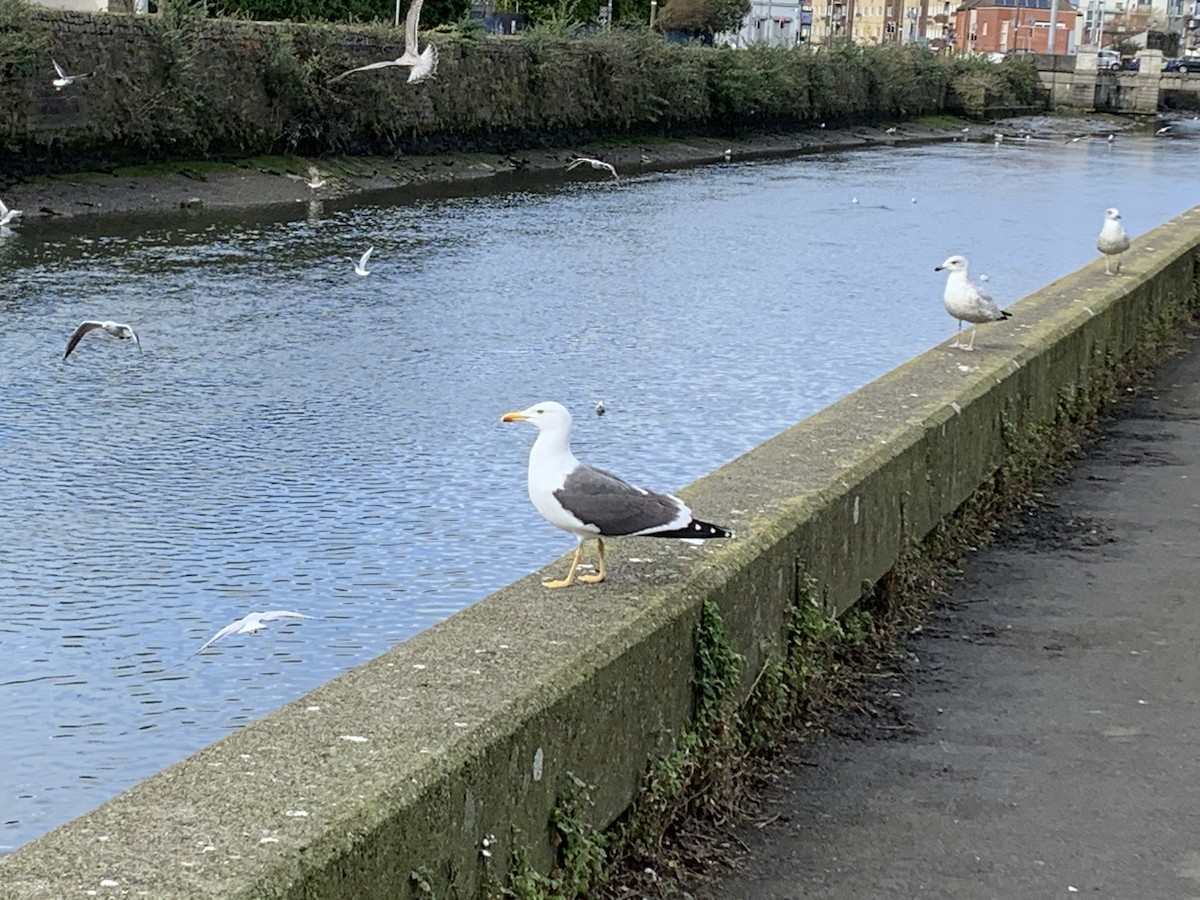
535,408,544,415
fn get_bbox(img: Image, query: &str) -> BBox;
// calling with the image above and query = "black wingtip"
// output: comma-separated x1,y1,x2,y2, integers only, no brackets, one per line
1001,310,1013,320
650,519,733,540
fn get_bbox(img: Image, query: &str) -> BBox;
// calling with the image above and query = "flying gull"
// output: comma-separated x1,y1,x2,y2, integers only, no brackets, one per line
354,247,374,276
0,197,22,227
1096,207,1131,275
52,59,93,91
565,157,619,181
501,401,731,588
935,255,1011,351
195,610,314,654
63,320,140,359
328,0,438,85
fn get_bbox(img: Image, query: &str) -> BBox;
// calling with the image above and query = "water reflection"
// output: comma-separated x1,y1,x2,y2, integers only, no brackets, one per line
1,122,1198,851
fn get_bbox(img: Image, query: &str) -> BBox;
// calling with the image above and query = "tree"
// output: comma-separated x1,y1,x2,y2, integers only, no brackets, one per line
657,0,749,35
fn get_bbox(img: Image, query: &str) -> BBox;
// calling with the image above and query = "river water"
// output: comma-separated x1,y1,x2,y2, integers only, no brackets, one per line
1,119,1197,852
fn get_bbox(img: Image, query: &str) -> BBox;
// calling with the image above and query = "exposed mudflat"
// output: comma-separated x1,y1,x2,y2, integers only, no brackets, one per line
0,112,1146,222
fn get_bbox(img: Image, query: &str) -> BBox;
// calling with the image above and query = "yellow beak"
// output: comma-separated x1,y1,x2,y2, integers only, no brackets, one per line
501,411,529,423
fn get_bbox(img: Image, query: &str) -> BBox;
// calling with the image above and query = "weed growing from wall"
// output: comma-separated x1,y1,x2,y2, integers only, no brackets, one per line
0,0,48,82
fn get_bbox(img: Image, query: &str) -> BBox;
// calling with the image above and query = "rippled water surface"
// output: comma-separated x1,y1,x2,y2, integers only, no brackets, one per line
2,120,1198,851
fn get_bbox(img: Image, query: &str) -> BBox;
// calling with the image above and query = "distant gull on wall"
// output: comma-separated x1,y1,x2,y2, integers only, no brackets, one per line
63,320,140,359
501,401,731,588
328,0,438,85
195,610,314,654
935,255,1011,351
1096,208,1131,275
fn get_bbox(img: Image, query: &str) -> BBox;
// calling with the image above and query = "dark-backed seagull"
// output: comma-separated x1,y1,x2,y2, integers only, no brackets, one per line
565,157,619,181
196,610,314,654
934,255,1011,351
1096,207,1131,275
501,401,730,588
63,320,140,359
0,198,21,227
52,59,93,91
354,247,373,277
328,0,438,85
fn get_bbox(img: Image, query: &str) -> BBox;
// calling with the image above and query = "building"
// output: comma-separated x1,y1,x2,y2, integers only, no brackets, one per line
954,0,1077,53
806,0,943,44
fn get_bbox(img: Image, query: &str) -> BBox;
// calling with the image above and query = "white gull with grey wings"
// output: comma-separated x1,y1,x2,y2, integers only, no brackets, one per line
502,401,730,588
934,255,1011,351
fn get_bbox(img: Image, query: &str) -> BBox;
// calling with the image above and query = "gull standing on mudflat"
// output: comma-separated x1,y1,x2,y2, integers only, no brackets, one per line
63,320,140,359
52,59,93,91
935,255,1011,351
565,157,619,181
502,401,731,589
195,610,314,654
1097,207,1131,275
328,0,438,85
0,198,22,227
354,247,374,276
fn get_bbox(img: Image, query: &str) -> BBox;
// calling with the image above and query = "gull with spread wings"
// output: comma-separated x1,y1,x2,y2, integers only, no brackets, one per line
63,320,140,360
329,0,438,85
565,157,619,181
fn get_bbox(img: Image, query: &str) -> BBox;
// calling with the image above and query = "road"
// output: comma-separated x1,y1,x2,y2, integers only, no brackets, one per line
692,337,1200,900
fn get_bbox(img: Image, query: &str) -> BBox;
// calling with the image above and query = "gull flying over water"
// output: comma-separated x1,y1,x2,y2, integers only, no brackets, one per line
195,610,314,654
565,157,619,181
501,401,731,588
1096,207,1131,275
328,0,438,85
52,59,93,91
63,320,140,359
0,198,22,228
354,247,374,276
935,255,1011,351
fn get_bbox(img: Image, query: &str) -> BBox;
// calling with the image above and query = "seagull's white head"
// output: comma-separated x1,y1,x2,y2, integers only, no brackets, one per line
1105,207,1121,221
935,255,968,273
501,401,573,433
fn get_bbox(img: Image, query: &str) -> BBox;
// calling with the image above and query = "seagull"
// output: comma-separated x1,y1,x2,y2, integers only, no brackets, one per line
52,59,93,91
1096,207,1131,276
993,133,1004,143
501,402,731,588
305,166,327,189
851,196,859,205
594,400,606,416
328,0,438,85
1107,133,1116,143
961,126,970,134
935,255,1011,351
979,273,990,282
1064,135,1082,144
723,148,732,160
354,247,373,277
63,320,140,359
0,197,22,227
195,610,314,654
565,157,619,181
885,126,897,135
1155,125,1172,135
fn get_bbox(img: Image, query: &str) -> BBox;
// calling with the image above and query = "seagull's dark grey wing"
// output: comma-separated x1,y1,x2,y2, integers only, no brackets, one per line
63,321,102,360
554,464,689,537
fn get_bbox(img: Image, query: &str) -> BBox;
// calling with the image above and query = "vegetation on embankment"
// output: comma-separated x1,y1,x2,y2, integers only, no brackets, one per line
0,0,1044,178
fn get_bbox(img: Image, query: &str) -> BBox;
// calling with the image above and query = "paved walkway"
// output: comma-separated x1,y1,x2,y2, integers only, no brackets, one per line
692,339,1200,900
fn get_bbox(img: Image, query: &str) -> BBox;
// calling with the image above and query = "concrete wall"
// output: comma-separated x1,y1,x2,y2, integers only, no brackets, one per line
3,213,1199,898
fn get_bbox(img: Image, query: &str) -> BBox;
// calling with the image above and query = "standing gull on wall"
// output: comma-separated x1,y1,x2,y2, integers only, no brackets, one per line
935,255,1011,351
502,401,731,588
328,0,438,85
63,320,140,359
1096,208,1131,275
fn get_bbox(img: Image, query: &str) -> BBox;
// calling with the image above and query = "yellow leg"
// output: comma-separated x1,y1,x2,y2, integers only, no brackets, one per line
579,538,607,584
543,543,584,589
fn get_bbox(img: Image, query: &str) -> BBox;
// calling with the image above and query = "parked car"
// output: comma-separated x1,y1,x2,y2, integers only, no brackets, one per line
1163,55,1200,74
1097,48,1123,71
